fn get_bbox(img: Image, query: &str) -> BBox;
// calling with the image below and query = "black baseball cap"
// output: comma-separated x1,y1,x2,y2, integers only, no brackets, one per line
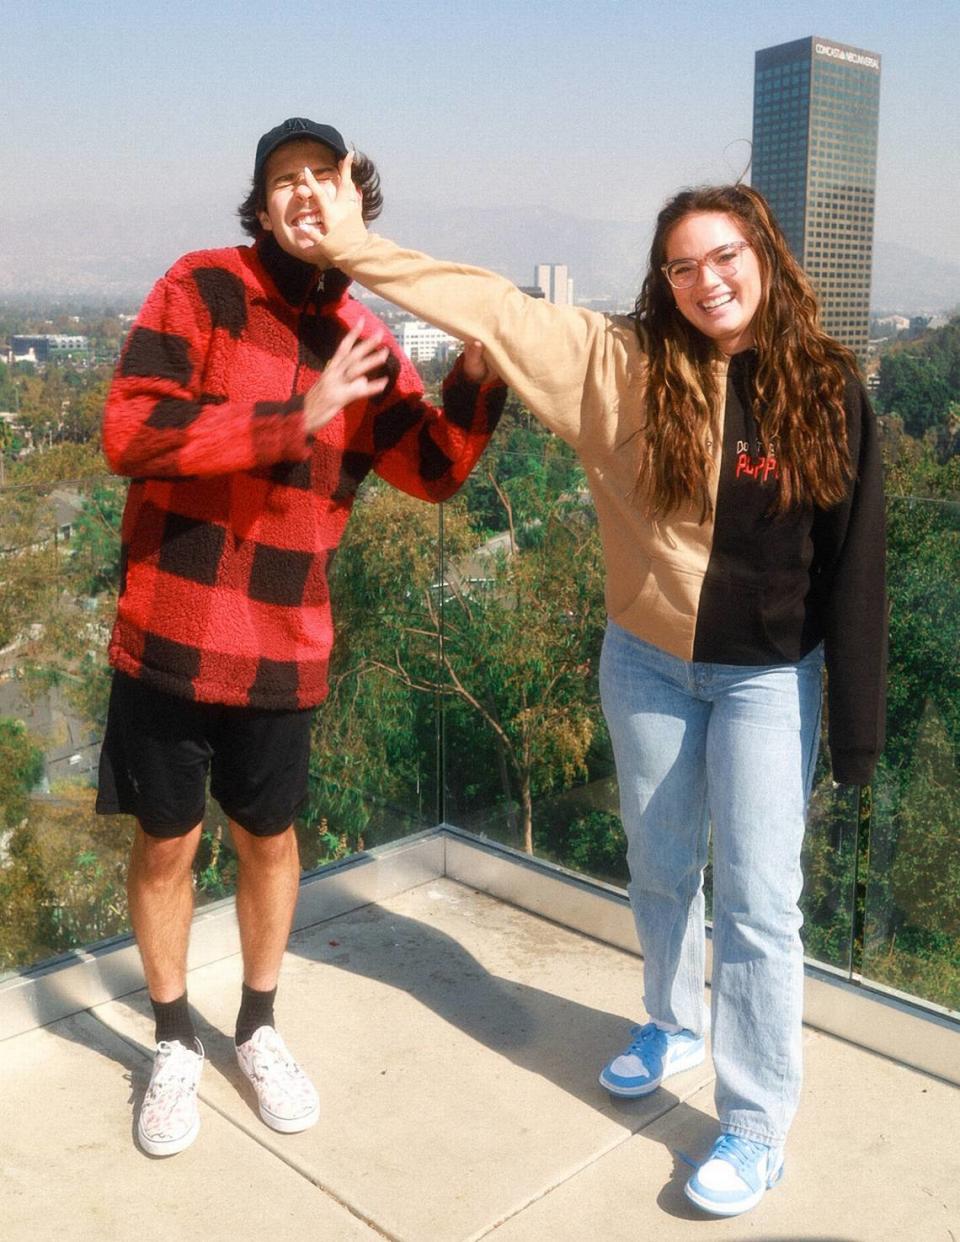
254,118,349,182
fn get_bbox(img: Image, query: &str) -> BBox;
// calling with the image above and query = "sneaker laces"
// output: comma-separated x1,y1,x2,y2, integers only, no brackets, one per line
247,1030,303,1082
625,1022,667,1055
148,1040,199,1097
708,1133,769,1178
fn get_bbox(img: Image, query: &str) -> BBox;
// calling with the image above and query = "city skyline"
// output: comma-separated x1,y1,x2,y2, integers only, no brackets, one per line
2,0,958,305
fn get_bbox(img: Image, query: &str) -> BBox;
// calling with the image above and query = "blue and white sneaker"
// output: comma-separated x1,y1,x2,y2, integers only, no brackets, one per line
684,1133,784,1216
598,1022,705,1097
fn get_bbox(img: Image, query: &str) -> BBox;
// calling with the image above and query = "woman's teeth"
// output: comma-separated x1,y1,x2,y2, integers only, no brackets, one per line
700,293,735,310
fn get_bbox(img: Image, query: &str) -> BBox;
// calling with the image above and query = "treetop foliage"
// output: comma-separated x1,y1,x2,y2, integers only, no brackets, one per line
877,316,960,441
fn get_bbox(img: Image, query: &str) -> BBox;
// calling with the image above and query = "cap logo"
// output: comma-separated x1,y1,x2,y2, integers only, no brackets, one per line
284,118,311,135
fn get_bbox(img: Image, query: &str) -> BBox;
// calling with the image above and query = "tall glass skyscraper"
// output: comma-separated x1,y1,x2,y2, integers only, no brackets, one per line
752,37,881,360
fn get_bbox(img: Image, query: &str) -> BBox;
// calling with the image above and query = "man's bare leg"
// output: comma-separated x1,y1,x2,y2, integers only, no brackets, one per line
230,821,317,1131
230,821,301,991
129,822,205,1155
127,822,202,1002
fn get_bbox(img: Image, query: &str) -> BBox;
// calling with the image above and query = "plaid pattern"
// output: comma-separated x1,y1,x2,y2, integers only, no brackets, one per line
104,236,504,709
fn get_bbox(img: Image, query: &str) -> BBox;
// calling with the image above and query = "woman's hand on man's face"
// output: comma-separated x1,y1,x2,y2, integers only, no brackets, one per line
299,152,365,249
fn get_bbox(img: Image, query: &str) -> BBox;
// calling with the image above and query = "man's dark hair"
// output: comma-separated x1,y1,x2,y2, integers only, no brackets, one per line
237,149,383,238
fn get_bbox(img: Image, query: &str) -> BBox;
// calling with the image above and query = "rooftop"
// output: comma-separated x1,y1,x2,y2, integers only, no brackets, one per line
3,829,958,1242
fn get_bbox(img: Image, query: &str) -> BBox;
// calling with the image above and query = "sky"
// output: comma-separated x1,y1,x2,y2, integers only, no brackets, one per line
3,0,959,284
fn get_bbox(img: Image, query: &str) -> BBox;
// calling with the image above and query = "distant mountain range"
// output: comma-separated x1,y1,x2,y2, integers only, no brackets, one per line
1,200,957,318
867,243,960,317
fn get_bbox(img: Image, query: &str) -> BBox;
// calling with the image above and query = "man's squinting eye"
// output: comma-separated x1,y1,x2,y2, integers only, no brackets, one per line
272,167,336,190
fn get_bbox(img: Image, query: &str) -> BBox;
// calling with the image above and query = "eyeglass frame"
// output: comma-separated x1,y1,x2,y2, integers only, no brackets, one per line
661,240,752,290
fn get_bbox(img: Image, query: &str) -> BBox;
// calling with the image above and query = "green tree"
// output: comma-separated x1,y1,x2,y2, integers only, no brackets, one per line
71,480,125,595
461,394,586,537
0,360,18,411
883,447,960,767
877,352,951,438
0,718,44,827
0,481,59,650
302,403,607,857
308,486,475,854
856,445,960,1008
876,316,960,440
434,501,605,853
0,790,131,972
60,375,110,445
322,472,606,854
0,448,119,726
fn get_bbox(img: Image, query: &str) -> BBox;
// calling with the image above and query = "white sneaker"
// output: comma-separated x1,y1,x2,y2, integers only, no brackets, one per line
236,1026,319,1133
137,1039,204,1157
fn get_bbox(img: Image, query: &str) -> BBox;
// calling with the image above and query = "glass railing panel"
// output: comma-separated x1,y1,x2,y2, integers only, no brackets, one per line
437,403,616,867
0,454,444,976
798,775,859,973
1,459,130,977
860,494,960,1014
304,482,443,863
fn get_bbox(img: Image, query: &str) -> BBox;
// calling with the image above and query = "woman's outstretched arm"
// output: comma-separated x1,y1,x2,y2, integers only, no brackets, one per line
297,155,628,447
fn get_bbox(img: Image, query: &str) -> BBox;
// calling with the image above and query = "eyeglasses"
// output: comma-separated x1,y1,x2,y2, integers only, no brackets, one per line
662,241,751,290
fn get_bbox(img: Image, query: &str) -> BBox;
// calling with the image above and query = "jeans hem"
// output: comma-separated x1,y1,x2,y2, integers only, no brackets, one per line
720,1122,786,1147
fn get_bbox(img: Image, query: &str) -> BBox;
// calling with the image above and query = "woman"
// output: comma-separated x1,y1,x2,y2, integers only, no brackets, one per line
302,165,886,1218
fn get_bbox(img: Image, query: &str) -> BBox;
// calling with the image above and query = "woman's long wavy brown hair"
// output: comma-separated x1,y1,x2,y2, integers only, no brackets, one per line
635,183,855,519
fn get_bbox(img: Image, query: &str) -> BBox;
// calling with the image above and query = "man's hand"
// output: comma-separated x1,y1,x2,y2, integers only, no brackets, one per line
303,320,389,434
301,153,366,246
461,340,503,386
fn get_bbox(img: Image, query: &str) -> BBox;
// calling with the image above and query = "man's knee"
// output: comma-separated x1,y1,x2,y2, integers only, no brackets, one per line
130,823,202,886
230,821,298,868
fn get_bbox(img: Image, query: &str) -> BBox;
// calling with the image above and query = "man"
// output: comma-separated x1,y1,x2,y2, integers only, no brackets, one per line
97,117,504,1157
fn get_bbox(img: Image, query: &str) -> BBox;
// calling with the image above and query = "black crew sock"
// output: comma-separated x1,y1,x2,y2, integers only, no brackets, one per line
235,982,277,1046
150,992,197,1048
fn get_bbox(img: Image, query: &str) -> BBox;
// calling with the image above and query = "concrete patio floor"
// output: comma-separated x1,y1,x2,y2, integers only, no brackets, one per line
2,877,958,1242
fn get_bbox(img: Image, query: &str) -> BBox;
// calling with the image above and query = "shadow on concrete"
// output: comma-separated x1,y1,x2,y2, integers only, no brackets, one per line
38,887,719,1170
287,898,715,1132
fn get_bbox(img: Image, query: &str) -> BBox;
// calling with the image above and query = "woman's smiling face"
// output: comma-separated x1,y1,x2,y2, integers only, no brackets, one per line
664,211,763,355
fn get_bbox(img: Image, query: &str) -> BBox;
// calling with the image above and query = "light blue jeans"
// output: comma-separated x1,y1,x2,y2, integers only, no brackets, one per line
599,620,823,1145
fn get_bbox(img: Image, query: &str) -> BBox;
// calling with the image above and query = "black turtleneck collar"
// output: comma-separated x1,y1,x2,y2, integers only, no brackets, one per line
255,233,352,308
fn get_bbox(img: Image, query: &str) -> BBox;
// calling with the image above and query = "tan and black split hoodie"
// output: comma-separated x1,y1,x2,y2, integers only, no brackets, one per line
319,219,887,785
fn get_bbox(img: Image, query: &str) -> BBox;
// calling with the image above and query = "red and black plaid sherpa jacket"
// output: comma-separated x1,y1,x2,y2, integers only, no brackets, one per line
103,234,505,710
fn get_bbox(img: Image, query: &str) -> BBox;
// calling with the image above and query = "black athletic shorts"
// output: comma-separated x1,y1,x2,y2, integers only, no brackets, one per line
96,672,314,838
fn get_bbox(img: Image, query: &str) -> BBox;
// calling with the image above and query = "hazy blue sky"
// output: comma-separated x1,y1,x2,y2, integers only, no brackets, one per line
3,0,959,272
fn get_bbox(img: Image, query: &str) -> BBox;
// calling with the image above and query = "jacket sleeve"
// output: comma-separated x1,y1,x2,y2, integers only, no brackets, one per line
366,333,506,502
815,380,888,784
318,219,612,448
102,265,313,478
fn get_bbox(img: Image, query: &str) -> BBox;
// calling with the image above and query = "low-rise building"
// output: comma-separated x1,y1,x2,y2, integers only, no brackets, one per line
398,319,458,364
10,334,91,364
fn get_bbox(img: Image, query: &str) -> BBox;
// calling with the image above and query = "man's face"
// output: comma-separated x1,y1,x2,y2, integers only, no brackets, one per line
257,138,340,265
